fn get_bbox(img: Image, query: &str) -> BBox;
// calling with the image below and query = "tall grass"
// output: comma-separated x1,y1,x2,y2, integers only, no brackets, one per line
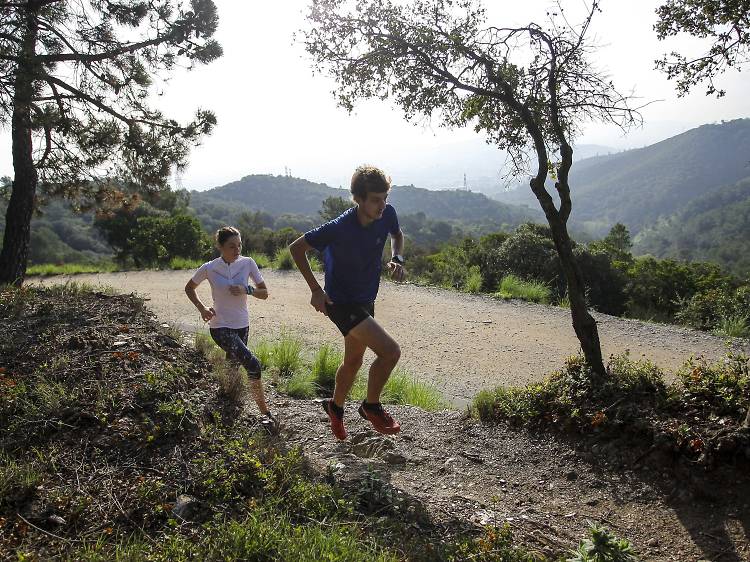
308,255,324,273
253,338,273,369
168,257,204,270
273,247,296,270
351,368,447,411
713,313,749,339
496,274,550,304
463,265,483,293
26,261,119,276
311,344,343,392
271,331,303,377
249,253,271,269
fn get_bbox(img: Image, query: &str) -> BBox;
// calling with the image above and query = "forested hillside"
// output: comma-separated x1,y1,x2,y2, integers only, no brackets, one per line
190,173,540,228
493,119,750,236
634,177,750,277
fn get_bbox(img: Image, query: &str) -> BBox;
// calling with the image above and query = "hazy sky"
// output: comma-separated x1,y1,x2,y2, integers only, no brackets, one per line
1,0,748,191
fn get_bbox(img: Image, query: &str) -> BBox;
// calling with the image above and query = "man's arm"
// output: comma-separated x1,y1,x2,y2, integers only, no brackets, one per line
388,229,406,282
289,236,332,313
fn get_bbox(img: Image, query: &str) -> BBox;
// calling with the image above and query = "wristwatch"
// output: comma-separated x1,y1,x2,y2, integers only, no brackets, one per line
245,285,255,295
391,254,405,265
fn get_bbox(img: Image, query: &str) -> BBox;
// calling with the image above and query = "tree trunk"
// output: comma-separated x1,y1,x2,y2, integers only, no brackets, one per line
546,211,606,375
0,9,39,286
528,174,606,377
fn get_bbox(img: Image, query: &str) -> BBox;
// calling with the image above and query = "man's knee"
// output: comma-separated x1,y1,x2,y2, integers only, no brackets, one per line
378,342,400,364
341,355,364,372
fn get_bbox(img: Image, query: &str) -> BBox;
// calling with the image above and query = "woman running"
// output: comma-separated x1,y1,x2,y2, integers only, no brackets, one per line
184,226,277,430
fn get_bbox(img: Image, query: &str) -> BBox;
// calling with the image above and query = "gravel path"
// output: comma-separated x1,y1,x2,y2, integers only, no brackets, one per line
36,269,748,406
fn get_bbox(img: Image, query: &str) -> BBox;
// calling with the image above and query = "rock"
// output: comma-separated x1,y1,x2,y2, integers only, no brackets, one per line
48,514,66,526
383,452,407,465
585,498,599,506
351,436,395,459
647,538,659,547
172,494,199,520
565,470,578,481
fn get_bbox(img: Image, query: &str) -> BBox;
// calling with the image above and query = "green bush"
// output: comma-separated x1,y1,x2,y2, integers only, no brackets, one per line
472,355,668,426
26,261,119,276
626,256,732,320
249,253,272,269
676,285,750,331
489,224,562,293
496,274,551,304
677,352,749,416
168,256,204,270
252,338,273,369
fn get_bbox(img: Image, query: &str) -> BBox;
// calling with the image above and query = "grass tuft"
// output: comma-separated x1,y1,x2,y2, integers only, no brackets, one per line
712,313,749,339
26,261,119,276
311,344,343,392
249,253,271,269
496,274,551,304
463,265,483,293
273,247,296,270
271,331,303,377
351,368,447,411
168,257,204,270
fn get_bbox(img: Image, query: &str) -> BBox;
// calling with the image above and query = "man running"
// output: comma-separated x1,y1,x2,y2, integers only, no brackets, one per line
289,165,406,440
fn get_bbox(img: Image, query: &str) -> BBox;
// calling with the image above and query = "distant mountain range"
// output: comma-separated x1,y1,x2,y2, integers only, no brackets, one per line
493,119,750,238
190,174,541,229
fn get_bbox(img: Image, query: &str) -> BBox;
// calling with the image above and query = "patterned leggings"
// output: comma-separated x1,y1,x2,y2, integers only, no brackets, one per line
209,326,262,379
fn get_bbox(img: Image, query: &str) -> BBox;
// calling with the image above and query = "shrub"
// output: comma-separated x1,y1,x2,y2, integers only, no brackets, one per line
472,355,668,426
568,523,638,562
677,352,749,416
489,225,562,293
252,338,273,369
496,274,551,304
249,253,272,269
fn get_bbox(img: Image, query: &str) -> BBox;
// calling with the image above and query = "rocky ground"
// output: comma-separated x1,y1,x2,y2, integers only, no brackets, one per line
264,390,750,562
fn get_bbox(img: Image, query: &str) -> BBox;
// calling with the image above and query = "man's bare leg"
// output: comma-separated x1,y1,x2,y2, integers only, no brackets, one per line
332,334,367,407
348,317,401,403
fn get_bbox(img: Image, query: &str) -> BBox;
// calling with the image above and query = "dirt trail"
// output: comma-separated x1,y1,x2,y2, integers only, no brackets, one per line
36,269,747,406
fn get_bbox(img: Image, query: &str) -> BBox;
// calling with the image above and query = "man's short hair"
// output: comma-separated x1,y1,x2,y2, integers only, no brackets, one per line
215,225,241,246
350,165,391,200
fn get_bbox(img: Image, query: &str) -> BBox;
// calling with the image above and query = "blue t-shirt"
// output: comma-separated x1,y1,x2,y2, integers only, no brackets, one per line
304,205,400,303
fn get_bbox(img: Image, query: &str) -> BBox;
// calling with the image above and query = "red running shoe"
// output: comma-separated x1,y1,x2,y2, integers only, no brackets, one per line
322,399,347,440
358,402,401,435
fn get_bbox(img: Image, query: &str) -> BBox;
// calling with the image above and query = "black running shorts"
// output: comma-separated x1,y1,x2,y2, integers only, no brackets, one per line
325,302,375,336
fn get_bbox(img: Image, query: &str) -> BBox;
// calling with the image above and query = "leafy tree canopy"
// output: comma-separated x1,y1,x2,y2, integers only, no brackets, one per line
655,0,750,96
